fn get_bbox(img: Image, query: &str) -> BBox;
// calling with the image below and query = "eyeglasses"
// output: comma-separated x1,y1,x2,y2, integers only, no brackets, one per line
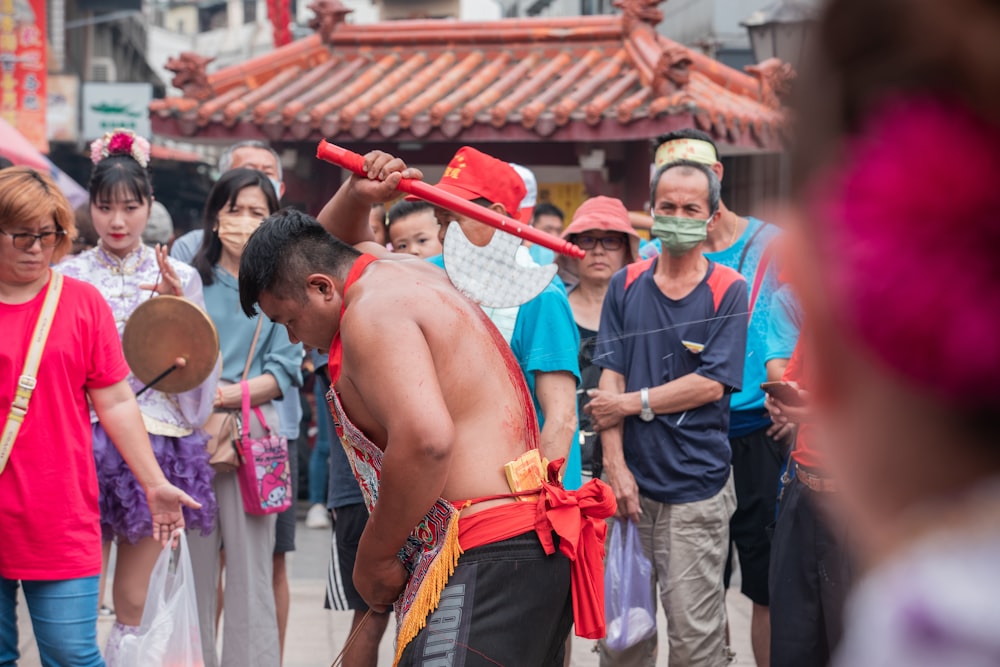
0,228,67,250
574,234,625,251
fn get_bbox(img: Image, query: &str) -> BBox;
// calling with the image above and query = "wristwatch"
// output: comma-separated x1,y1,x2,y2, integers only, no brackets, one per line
639,387,655,422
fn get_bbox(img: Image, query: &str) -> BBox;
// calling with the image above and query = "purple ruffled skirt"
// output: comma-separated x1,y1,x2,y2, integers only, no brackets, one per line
91,424,218,544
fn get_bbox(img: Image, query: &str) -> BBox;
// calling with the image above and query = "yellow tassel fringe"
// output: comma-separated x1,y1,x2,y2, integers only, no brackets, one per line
392,510,464,666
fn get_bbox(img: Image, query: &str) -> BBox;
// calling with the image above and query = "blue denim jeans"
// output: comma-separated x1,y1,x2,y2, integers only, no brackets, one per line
0,575,105,667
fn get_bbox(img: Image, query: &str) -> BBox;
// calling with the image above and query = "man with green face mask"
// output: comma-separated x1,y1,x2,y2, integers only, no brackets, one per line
586,160,747,667
654,129,787,667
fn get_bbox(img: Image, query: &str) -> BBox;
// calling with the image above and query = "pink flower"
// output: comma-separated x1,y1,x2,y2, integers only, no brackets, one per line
107,132,134,155
89,129,152,167
810,96,1000,409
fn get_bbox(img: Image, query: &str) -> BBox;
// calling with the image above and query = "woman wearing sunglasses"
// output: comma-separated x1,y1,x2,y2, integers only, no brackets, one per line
556,196,640,480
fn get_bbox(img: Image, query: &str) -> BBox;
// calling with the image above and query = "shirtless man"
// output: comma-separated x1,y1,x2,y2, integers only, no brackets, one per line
238,153,613,666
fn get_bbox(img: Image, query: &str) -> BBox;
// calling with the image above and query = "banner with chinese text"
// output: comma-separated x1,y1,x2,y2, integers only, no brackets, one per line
0,0,47,152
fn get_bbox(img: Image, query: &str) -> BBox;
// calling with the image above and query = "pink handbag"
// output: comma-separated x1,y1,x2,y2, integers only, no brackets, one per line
235,380,292,515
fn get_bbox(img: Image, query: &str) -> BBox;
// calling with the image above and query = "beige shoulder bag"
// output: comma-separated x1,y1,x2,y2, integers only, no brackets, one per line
203,317,263,472
1,272,64,475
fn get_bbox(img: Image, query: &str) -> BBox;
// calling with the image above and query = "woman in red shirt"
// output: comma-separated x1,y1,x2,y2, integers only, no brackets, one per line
0,167,198,666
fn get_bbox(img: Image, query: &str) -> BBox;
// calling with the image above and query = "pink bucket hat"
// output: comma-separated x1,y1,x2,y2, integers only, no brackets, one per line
555,196,640,289
561,196,640,261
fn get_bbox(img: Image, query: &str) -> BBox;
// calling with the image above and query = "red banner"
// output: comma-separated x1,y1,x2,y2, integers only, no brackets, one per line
0,0,47,152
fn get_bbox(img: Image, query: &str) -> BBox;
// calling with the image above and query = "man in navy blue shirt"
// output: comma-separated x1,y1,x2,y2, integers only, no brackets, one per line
589,160,747,667
656,129,786,667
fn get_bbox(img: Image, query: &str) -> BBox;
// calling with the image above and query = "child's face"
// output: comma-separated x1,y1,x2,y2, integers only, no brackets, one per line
389,209,443,258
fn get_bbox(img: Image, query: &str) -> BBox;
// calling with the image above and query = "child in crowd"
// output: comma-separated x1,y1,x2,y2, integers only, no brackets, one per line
386,199,443,258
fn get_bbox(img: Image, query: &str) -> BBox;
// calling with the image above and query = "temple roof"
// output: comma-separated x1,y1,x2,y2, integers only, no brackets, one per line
150,6,790,151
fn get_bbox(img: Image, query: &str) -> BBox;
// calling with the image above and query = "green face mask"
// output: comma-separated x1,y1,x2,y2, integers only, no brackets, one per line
651,214,711,256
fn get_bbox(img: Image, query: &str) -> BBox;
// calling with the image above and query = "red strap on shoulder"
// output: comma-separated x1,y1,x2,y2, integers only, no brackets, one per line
624,257,655,291
705,262,742,312
327,253,379,385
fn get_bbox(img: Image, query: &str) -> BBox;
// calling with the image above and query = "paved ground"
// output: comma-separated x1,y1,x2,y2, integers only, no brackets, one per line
16,503,756,666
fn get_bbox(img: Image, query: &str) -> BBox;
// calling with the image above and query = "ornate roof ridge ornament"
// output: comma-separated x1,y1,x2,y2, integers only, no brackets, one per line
616,0,693,95
308,0,353,44
613,0,665,31
654,43,692,94
165,52,216,101
745,57,796,109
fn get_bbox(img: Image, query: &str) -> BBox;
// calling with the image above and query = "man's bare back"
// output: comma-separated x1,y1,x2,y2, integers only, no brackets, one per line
334,252,535,506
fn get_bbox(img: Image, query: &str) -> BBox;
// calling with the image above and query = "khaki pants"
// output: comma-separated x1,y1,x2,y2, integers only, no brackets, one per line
600,473,737,667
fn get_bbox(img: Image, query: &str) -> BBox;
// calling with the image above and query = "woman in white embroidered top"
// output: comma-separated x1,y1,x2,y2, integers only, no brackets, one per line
58,130,219,663
0,167,198,665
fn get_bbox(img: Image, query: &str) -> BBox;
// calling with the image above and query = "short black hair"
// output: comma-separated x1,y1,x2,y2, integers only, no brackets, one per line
652,128,720,161
532,202,564,222
387,199,433,225
239,208,360,317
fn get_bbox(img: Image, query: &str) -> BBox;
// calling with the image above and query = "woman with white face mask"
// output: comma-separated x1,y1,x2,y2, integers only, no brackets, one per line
188,168,303,667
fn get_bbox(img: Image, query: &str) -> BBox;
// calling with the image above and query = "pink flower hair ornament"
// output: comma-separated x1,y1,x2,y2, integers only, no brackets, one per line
89,129,151,168
806,96,1000,409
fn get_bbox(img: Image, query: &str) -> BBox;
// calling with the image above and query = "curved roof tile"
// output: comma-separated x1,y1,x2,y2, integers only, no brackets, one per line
152,14,785,151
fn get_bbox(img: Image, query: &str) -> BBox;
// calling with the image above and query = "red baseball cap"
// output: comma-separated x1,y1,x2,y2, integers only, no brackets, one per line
430,146,526,219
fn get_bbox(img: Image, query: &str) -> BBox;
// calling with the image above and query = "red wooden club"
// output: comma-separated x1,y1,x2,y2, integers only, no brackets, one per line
316,141,586,259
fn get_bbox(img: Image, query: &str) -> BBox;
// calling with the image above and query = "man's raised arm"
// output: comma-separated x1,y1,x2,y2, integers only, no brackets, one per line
316,151,423,245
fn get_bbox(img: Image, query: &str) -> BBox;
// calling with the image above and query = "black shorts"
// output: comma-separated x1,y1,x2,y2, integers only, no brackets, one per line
325,502,369,611
274,436,299,554
398,531,573,667
725,425,786,605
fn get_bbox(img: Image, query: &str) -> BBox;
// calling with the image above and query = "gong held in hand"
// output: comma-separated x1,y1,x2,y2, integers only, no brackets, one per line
123,296,219,396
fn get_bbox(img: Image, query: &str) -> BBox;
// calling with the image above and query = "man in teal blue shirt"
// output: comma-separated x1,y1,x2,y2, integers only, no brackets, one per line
424,147,582,489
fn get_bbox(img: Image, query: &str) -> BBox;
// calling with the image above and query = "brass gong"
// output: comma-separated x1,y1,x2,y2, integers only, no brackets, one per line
122,296,219,394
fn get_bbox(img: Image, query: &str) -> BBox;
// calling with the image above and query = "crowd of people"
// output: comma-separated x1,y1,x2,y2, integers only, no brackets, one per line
3,0,1000,665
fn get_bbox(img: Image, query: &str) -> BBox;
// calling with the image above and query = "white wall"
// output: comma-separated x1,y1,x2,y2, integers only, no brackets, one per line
660,0,715,46
713,0,757,47
296,0,379,25
532,0,579,17
660,0,824,52
163,6,198,35
377,0,458,19
460,0,501,20
311,0,501,22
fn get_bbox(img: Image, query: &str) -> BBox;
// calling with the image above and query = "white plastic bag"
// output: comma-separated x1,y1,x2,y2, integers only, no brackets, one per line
604,518,656,651
118,531,204,666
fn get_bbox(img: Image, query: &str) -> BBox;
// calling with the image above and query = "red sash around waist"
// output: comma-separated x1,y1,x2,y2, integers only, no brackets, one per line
458,460,616,640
